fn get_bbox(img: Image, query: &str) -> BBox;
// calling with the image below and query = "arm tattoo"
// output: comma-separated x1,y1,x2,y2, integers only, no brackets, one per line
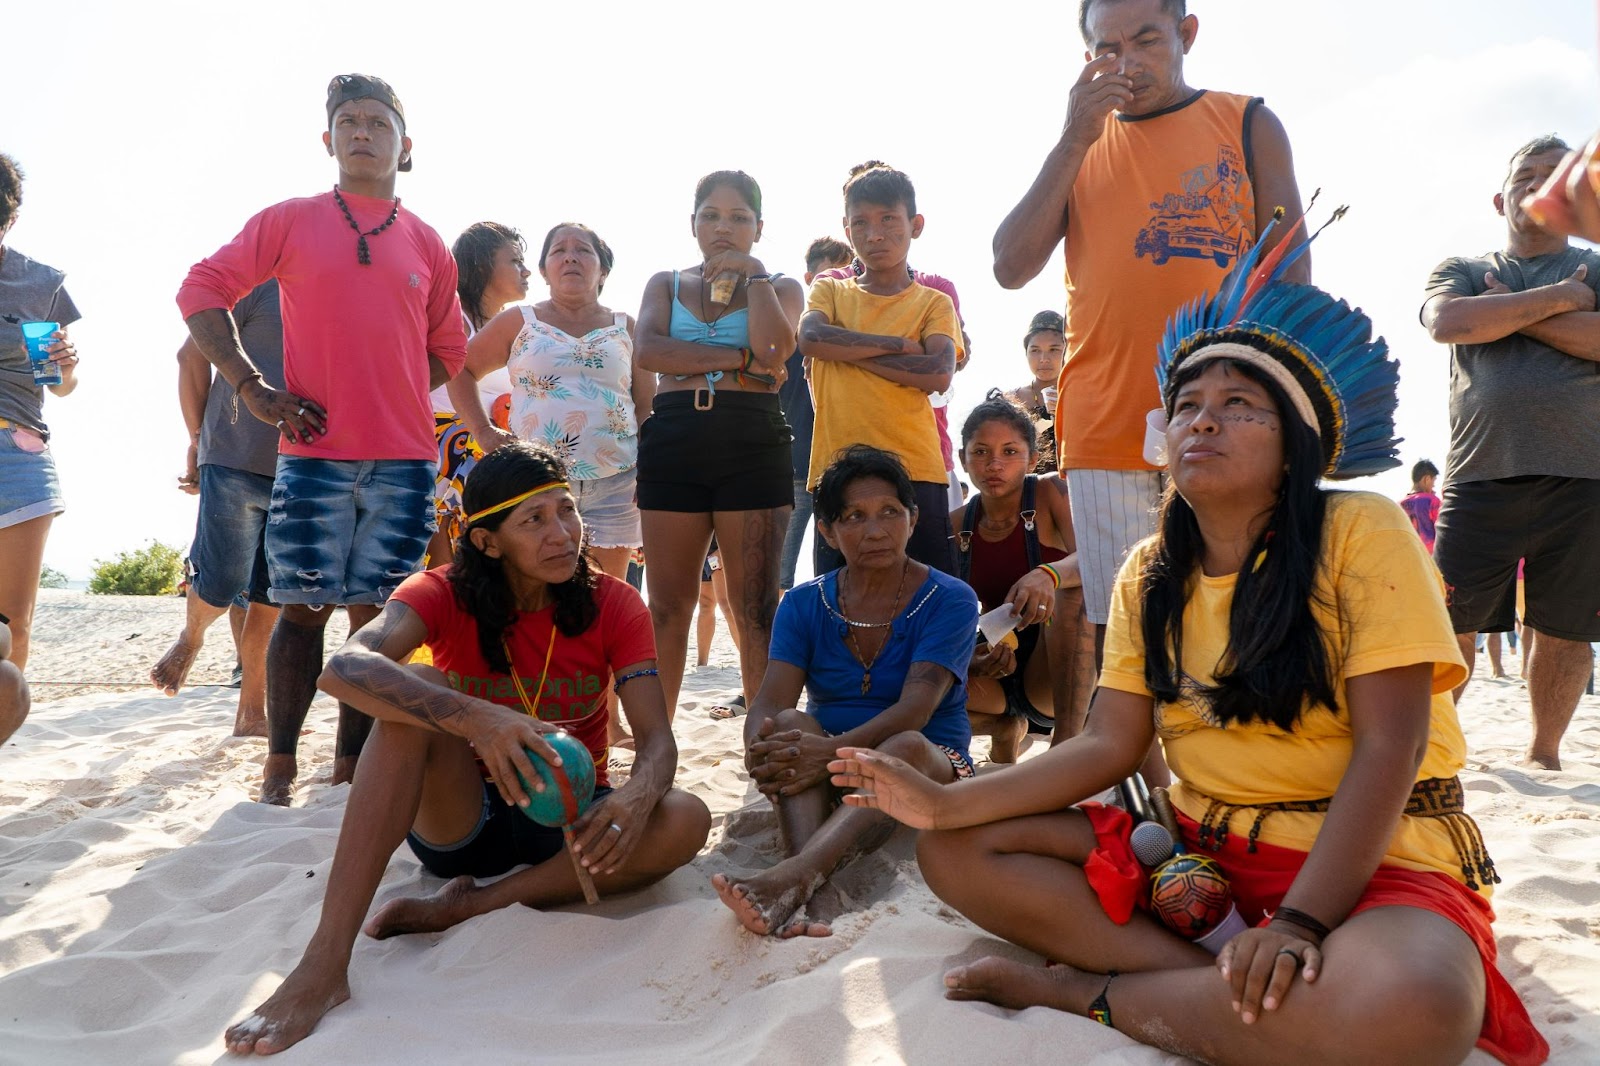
185,308,260,389
799,320,910,353
330,613,472,731
869,350,956,374
905,661,956,702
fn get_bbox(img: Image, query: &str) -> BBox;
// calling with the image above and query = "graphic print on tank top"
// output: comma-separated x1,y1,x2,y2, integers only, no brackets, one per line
1133,145,1252,269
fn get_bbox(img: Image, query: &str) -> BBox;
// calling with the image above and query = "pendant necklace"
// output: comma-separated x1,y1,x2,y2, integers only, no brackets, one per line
839,558,912,695
333,186,401,266
697,265,733,338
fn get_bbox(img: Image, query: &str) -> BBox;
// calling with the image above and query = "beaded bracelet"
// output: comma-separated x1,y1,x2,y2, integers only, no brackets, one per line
1270,905,1331,941
613,667,660,694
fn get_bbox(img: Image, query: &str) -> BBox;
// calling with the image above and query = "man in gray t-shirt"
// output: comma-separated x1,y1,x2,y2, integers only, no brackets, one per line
149,281,284,737
1422,134,1600,772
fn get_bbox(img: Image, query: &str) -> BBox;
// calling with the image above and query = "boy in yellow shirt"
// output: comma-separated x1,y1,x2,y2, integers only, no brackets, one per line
800,163,963,574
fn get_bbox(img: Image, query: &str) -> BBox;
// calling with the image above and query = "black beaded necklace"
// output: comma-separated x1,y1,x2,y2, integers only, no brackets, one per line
332,186,400,266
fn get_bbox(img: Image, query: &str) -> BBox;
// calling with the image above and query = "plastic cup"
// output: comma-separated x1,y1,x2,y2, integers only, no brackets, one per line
708,270,740,305
1040,385,1058,411
1143,408,1169,466
21,321,62,386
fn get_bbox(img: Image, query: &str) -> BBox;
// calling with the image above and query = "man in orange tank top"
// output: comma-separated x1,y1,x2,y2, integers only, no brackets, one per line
992,0,1307,661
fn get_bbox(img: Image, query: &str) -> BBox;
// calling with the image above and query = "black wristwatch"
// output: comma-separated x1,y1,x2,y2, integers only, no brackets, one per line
747,272,784,285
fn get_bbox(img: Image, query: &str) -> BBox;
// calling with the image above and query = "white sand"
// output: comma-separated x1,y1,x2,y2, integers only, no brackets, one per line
2,593,1596,1065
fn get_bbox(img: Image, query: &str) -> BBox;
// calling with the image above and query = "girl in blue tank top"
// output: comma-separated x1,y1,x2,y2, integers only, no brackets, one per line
634,170,807,721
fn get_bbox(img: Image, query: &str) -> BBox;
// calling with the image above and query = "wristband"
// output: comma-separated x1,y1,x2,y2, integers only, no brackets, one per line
1035,562,1062,590
1270,905,1331,941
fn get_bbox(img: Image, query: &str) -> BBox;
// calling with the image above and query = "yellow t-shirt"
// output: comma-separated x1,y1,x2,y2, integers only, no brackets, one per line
1100,491,1480,891
804,276,960,489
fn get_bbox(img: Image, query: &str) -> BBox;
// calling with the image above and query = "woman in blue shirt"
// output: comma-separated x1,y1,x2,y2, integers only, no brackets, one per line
712,445,978,938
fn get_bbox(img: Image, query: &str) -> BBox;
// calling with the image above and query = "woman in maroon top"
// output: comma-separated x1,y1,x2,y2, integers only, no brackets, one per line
952,392,1092,761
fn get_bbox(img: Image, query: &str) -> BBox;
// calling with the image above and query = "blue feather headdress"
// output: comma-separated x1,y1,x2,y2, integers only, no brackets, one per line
1154,202,1401,479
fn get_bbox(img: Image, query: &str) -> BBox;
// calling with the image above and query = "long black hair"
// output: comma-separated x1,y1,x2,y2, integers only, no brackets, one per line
453,222,524,330
1139,358,1337,730
449,441,598,673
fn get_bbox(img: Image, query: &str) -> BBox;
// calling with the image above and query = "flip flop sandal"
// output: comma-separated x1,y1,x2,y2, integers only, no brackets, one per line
708,695,746,720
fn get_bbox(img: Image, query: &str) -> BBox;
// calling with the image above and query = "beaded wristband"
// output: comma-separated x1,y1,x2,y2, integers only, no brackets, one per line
613,667,660,694
1271,905,1331,941
1088,971,1118,1027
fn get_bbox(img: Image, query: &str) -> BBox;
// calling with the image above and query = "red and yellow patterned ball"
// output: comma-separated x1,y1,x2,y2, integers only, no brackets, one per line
1149,853,1234,938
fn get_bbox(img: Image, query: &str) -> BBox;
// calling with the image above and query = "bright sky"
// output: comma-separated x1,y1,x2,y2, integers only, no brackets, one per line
5,0,1595,579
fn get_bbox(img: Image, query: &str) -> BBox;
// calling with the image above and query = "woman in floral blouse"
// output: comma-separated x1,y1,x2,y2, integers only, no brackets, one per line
451,222,652,584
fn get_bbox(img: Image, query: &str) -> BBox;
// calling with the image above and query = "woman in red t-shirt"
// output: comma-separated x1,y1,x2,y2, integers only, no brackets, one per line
225,441,711,1056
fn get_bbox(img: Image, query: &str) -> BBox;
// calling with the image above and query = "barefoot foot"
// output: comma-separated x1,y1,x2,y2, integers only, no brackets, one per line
364,875,478,939
1522,750,1562,771
778,880,851,938
261,754,297,806
223,954,351,1055
944,955,1100,1013
712,864,823,937
331,755,359,786
150,635,203,697
233,707,268,738
987,714,1028,764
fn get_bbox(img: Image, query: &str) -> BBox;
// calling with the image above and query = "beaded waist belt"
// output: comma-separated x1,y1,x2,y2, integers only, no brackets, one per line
1192,775,1500,890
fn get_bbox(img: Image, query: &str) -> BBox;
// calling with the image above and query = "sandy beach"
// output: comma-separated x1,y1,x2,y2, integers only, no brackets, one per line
1,590,1596,1065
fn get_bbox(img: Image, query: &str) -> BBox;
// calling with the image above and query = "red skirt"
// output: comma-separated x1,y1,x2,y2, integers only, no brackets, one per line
1080,803,1547,1066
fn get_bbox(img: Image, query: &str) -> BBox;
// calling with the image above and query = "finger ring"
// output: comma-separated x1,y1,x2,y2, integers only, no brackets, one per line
1276,948,1303,962
275,420,286,428
608,822,622,833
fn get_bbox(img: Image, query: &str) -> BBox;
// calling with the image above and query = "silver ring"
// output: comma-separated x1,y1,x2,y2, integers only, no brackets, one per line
295,406,306,417
275,420,286,428
608,822,622,833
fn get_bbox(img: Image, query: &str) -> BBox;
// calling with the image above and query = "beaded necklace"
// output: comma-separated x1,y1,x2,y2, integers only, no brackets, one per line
837,560,910,695
332,186,401,266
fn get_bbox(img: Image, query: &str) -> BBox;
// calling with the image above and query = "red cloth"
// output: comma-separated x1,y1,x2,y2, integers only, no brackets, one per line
390,570,656,788
177,191,467,462
1078,803,1547,1066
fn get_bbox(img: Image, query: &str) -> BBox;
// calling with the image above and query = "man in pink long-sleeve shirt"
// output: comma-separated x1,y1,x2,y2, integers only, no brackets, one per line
177,74,467,807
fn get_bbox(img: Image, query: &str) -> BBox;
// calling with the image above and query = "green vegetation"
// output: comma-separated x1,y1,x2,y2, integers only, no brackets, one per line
38,566,69,589
88,542,185,596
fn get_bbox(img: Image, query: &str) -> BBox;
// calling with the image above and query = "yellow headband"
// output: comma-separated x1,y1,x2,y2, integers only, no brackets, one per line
465,481,569,525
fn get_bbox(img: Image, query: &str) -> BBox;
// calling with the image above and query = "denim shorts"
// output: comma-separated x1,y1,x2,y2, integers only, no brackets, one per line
266,455,435,606
189,464,274,608
0,426,64,530
572,466,642,549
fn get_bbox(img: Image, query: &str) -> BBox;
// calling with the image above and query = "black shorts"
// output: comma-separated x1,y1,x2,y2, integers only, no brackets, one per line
1434,475,1600,642
635,391,793,512
813,479,957,576
406,781,613,880
1000,624,1054,734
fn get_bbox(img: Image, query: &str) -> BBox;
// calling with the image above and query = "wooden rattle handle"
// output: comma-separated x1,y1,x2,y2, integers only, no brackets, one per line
563,826,601,905
1149,786,1182,839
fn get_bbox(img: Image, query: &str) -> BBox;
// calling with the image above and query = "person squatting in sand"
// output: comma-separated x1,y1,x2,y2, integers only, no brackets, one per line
713,445,978,937
951,390,1092,762
634,170,804,720
224,441,710,1056
828,236,1548,1066
178,74,468,805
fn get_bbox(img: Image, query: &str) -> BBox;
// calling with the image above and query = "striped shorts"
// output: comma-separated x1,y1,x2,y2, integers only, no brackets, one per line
1065,468,1164,625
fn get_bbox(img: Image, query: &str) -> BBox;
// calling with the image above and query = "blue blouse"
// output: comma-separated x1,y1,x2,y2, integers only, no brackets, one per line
770,568,977,758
